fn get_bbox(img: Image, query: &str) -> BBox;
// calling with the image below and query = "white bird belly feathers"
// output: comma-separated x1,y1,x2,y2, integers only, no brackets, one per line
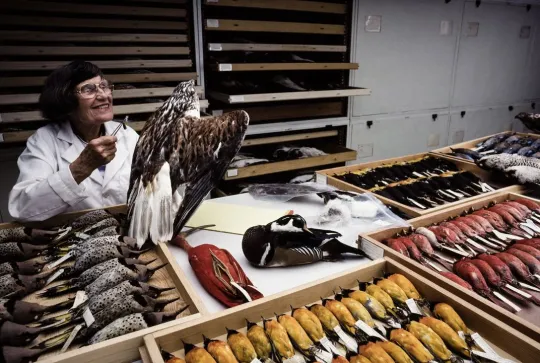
126,80,249,248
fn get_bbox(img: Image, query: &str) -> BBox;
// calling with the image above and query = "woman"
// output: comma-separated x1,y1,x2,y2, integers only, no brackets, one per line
9,61,139,222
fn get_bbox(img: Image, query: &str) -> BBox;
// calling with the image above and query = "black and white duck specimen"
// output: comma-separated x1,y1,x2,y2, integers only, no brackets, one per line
126,80,250,248
242,215,366,267
515,112,540,133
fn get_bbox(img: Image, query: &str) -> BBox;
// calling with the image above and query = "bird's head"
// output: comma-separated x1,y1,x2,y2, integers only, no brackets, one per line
167,79,200,119
268,214,313,234
242,225,274,266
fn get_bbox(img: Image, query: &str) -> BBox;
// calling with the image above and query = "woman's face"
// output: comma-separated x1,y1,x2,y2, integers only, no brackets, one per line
72,75,114,126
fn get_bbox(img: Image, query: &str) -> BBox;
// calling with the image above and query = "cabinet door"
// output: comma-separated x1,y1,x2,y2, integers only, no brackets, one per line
350,112,450,162
453,2,531,107
352,0,461,116
523,8,540,101
448,107,514,144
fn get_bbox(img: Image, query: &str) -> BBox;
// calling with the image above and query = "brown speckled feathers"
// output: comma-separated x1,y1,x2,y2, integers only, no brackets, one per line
127,80,249,247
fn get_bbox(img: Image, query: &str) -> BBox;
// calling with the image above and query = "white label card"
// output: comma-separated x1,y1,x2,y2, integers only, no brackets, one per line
355,319,386,340
83,308,95,327
72,291,88,309
46,268,65,285
218,64,232,71
229,95,245,103
227,169,238,177
333,326,358,352
47,251,73,269
209,43,223,51
61,324,83,352
405,298,423,315
360,238,384,260
315,173,327,185
207,19,219,28
471,333,500,358
250,360,262,363
318,336,341,356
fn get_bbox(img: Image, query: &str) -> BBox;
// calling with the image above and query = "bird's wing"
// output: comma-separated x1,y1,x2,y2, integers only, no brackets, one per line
172,110,249,236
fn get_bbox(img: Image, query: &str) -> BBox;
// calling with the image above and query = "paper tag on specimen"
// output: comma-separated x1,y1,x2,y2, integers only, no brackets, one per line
405,298,423,315
360,238,384,260
355,319,386,340
72,290,88,309
333,326,358,352
62,324,83,352
83,307,95,327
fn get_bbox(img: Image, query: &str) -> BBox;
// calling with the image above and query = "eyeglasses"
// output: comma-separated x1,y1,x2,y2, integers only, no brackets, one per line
76,80,114,99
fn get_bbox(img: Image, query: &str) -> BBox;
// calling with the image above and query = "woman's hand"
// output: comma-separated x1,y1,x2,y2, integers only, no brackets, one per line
70,136,117,184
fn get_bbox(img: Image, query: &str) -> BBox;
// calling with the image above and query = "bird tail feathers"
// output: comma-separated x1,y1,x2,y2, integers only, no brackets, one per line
149,162,173,244
128,179,153,249
321,239,367,259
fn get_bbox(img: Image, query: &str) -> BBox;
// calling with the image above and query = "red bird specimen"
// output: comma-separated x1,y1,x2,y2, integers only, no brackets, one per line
171,226,263,308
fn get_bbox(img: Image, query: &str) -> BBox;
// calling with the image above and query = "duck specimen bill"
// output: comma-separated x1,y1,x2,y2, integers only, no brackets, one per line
242,215,366,268
172,226,263,308
126,80,250,248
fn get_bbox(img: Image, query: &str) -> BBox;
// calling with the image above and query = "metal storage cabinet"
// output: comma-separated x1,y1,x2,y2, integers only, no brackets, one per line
349,111,450,162
352,0,462,116
453,2,532,107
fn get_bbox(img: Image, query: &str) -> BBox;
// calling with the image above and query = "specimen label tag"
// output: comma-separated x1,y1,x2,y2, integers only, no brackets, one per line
227,169,238,177
283,354,305,363
206,19,219,28
250,360,262,363
315,173,327,185
458,331,466,340
75,232,91,239
72,291,88,309
406,298,423,315
47,251,73,269
46,268,65,285
333,326,358,352
318,336,341,355
355,319,386,340
62,324,83,352
471,350,514,363
209,43,222,51
219,64,232,71
471,333,499,358
229,95,245,103
83,308,95,327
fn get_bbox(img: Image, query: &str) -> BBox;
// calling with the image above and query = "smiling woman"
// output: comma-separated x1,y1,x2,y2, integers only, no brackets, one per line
8,61,140,222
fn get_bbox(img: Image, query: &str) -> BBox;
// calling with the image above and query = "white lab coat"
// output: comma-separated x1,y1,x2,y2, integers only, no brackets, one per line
9,121,139,222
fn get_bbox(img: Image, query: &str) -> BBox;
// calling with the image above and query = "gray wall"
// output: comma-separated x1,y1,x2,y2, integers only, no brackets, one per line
349,0,540,161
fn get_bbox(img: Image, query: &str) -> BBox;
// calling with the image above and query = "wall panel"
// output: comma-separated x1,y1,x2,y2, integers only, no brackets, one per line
352,0,462,116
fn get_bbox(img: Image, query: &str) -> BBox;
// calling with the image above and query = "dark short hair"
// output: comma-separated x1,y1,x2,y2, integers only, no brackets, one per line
39,61,104,123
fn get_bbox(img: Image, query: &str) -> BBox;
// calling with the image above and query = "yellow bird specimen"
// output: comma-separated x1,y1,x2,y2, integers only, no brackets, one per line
323,299,359,336
246,321,273,361
386,274,422,300
338,296,375,327
332,356,350,363
407,321,453,362
419,317,469,358
292,307,326,342
389,329,435,363
309,304,341,332
226,329,259,363
432,303,470,334
264,319,296,360
363,284,396,311
359,342,396,363
184,344,217,363
374,279,408,304
277,314,314,352
349,355,372,363
204,338,239,363
377,341,414,363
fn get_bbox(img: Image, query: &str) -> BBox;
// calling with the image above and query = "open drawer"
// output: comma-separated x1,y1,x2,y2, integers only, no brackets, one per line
225,144,357,181
431,131,539,164
142,257,540,363
361,191,540,342
0,206,206,363
316,152,523,217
